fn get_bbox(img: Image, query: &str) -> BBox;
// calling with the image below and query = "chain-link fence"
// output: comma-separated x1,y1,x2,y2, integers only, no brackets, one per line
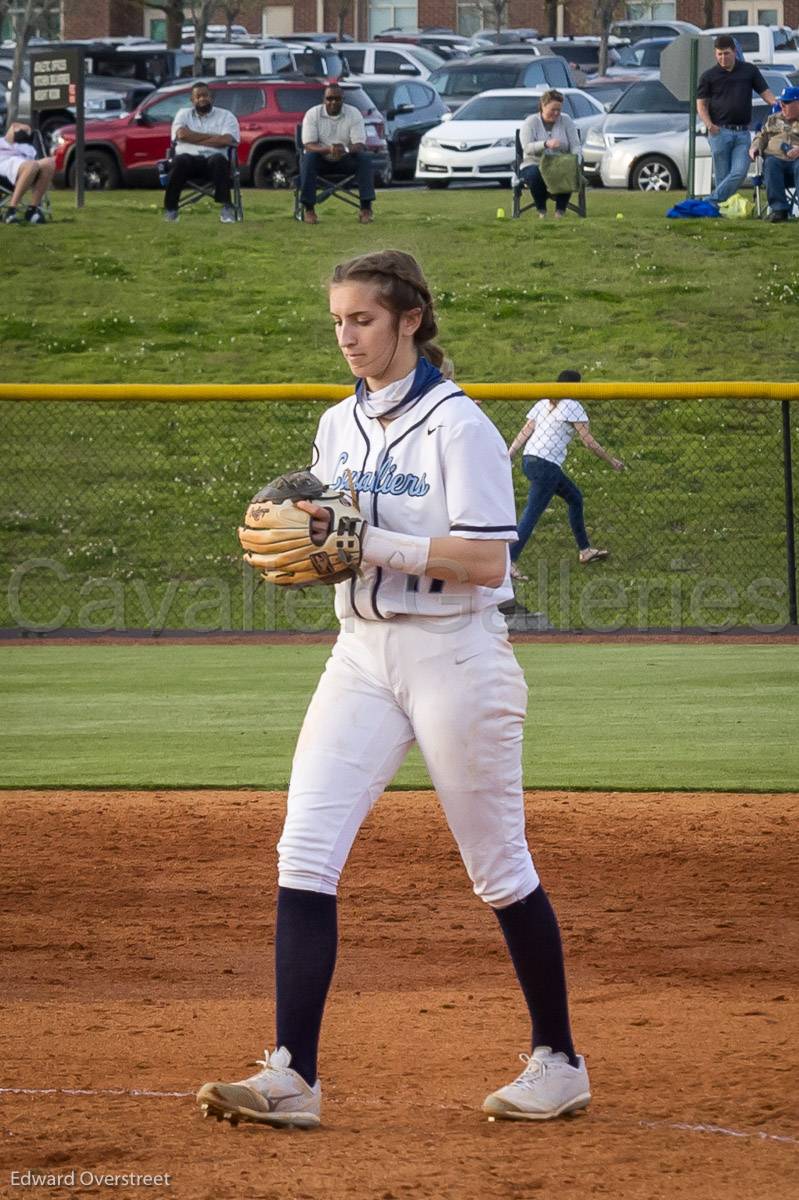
1,393,797,633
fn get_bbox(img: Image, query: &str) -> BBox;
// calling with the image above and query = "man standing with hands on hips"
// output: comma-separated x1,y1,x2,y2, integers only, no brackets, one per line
697,36,775,208
300,83,375,225
748,85,799,222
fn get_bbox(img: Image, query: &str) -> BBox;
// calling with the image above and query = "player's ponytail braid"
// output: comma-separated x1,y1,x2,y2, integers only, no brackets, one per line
330,250,453,377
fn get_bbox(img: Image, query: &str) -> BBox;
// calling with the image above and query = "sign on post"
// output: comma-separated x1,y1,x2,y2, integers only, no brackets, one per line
29,48,85,209
660,33,716,103
661,34,717,199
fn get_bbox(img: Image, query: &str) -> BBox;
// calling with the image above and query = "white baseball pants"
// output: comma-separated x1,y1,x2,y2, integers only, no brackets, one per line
277,610,539,908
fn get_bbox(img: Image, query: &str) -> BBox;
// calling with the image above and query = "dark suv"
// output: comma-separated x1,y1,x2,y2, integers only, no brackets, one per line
53,76,389,190
427,54,576,112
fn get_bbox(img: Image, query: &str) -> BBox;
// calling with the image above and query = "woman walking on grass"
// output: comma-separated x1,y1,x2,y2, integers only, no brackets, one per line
508,369,625,583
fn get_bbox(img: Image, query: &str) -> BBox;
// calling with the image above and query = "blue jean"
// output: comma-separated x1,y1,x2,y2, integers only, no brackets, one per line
708,128,751,203
518,163,570,213
764,154,799,213
299,150,375,209
510,455,589,562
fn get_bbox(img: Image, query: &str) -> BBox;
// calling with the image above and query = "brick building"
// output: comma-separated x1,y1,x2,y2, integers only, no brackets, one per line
63,0,799,43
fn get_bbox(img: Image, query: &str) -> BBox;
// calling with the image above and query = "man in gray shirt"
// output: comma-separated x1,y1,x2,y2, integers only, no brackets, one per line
164,82,240,223
299,84,375,224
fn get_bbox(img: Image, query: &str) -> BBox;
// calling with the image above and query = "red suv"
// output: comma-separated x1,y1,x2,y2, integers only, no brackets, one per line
53,77,390,189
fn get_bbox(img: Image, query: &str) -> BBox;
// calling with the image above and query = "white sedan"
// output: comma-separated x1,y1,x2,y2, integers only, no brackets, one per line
598,127,758,192
414,86,605,187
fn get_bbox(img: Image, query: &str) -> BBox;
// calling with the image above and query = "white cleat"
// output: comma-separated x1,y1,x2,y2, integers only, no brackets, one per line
483,1046,591,1121
196,1046,321,1129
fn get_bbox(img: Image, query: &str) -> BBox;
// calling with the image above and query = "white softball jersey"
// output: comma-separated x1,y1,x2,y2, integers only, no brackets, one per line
278,363,540,908
312,378,518,620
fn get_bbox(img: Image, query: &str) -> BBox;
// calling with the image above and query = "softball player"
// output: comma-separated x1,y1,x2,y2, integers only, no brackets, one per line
197,250,590,1128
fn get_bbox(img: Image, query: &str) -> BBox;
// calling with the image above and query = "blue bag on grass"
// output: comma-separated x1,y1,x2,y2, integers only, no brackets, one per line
666,198,721,218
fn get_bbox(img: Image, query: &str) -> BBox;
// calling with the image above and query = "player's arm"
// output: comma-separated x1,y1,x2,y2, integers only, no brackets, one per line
573,421,624,470
508,419,535,459
297,502,507,589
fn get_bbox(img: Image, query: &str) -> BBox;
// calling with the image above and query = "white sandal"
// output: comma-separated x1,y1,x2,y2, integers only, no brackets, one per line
579,548,609,565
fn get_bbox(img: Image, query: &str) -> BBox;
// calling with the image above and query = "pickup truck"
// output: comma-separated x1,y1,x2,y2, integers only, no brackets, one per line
705,25,799,70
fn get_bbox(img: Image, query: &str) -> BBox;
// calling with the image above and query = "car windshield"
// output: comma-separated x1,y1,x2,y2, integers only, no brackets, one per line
340,85,376,115
774,28,798,50
360,82,392,110
452,94,541,120
763,69,799,91
409,45,447,69
618,41,666,67
610,80,689,114
585,81,632,106
429,66,520,96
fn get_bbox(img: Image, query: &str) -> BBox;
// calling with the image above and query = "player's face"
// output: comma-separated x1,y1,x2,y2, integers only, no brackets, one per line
540,100,562,123
330,282,421,387
714,47,736,70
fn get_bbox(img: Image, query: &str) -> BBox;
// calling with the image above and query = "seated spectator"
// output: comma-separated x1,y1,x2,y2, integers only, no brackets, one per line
517,90,581,220
0,122,54,224
299,84,375,225
749,85,799,222
164,83,239,224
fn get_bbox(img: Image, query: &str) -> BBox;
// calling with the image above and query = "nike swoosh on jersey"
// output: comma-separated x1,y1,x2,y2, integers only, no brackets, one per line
427,426,442,435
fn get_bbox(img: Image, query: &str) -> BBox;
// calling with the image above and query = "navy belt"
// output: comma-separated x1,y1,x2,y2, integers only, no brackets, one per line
719,123,750,131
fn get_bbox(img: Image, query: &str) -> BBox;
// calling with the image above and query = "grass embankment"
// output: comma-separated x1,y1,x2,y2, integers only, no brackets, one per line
2,188,797,631
1,643,796,791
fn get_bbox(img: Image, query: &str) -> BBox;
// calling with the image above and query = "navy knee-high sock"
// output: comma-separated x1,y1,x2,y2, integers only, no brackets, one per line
275,885,337,1086
493,884,577,1065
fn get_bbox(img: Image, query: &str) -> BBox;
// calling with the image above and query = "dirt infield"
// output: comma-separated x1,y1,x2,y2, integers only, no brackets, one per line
1,789,797,1200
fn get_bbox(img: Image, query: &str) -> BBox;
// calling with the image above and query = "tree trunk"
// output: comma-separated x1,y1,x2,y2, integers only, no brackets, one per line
8,0,36,126
598,27,609,75
192,3,213,73
545,0,557,38
166,6,183,50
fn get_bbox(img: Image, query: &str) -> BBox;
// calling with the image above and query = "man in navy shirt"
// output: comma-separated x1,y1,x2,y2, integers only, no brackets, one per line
697,35,776,206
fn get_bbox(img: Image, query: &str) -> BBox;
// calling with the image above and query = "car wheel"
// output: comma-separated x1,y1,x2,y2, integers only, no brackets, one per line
66,148,121,190
376,156,394,188
253,147,298,189
631,155,680,192
426,180,449,189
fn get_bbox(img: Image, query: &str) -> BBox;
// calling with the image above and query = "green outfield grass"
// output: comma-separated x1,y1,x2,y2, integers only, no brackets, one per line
3,187,798,384
1,643,796,791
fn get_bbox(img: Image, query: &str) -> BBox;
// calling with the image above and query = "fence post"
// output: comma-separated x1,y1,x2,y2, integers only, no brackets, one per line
782,401,798,626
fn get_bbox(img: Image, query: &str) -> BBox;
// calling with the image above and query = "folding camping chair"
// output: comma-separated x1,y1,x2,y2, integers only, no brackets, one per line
511,129,587,219
751,150,798,219
292,124,363,221
0,128,53,222
158,142,244,221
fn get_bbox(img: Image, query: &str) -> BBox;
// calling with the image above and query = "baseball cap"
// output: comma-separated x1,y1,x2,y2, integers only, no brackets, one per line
779,85,799,103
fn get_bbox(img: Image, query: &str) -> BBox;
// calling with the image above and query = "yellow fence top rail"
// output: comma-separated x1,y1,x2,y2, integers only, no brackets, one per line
1,382,798,403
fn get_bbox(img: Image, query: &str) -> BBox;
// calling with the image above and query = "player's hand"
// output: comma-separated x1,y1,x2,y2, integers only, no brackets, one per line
707,122,720,135
610,458,625,471
748,146,758,161
296,499,332,542
788,146,799,160
545,138,561,150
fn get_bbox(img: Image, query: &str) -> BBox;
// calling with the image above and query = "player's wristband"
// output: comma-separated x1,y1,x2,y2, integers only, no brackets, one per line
362,526,430,577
